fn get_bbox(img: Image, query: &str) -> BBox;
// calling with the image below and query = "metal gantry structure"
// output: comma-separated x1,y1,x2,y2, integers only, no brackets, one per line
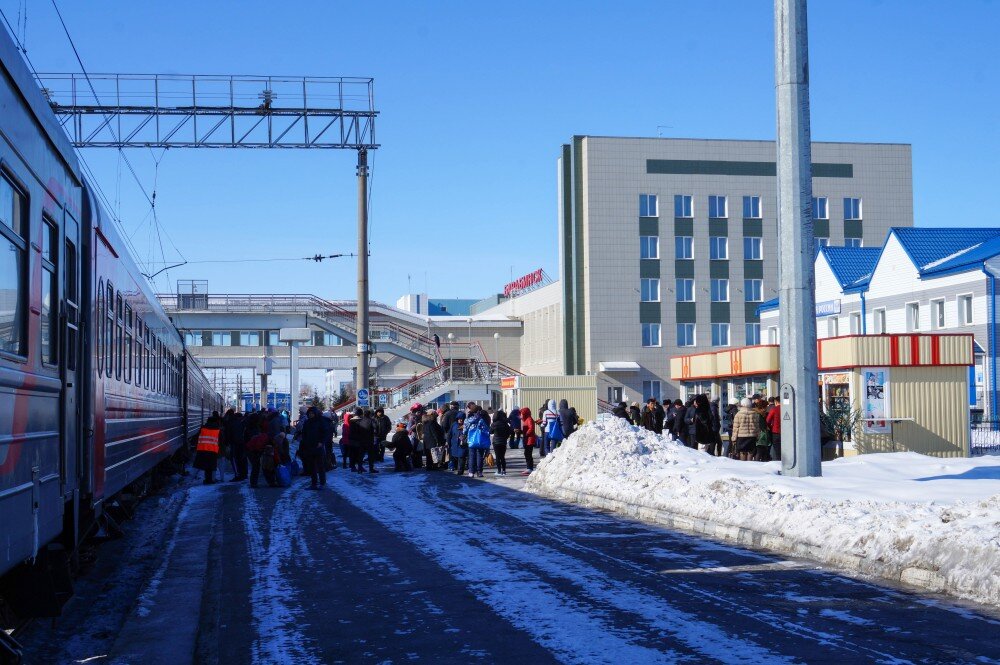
38,71,378,414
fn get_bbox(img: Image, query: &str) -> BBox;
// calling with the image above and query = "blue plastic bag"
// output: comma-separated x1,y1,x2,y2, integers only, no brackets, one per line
276,463,292,488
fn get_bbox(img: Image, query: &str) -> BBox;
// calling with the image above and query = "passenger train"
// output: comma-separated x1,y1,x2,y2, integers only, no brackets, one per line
0,28,221,619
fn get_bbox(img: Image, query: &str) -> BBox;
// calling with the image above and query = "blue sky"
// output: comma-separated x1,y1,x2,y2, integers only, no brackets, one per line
3,0,998,303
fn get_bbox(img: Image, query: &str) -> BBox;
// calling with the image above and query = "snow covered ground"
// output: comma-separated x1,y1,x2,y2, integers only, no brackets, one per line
524,418,1000,607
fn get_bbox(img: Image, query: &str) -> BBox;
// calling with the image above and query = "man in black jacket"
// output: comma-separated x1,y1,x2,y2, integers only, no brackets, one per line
612,401,630,422
349,408,378,473
373,407,392,463
299,407,328,488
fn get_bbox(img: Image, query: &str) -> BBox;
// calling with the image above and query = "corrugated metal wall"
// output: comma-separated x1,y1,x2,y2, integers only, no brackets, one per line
854,366,970,458
511,375,598,423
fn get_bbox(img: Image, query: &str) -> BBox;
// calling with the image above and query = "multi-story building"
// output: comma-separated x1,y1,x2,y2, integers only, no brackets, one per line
761,227,1000,417
557,136,913,403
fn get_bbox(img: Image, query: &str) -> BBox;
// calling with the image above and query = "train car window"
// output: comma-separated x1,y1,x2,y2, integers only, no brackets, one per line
134,317,143,384
96,279,104,375
0,173,28,356
105,283,114,377
41,217,58,365
124,304,133,383
65,233,78,371
115,293,123,380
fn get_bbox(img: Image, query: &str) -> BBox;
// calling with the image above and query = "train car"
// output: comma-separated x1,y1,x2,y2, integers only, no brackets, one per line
0,25,219,615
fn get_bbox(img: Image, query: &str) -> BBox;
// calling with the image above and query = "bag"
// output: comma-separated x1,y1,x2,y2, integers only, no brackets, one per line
548,417,565,442
430,446,447,465
276,463,292,488
484,452,495,468
467,422,489,448
261,445,277,472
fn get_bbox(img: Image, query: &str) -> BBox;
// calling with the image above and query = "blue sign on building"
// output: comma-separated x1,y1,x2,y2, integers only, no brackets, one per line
241,392,292,413
815,299,842,317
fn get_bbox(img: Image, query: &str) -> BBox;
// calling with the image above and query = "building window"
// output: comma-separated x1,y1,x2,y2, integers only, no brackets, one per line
816,237,830,251
931,299,945,329
185,331,203,346
642,323,661,347
844,197,863,220
640,194,658,217
767,326,779,344
849,312,861,334
677,323,696,347
827,317,839,338
709,236,728,260
642,380,662,402
640,278,660,302
0,174,27,356
674,195,693,218
323,332,343,346
743,236,763,260
212,331,232,346
711,323,730,347
675,236,693,259
240,331,261,346
268,331,279,346
742,195,762,219
844,237,863,248
710,279,729,302
874,308,887,334
812,196,829,220
708,195,728,218
905,303,920,332
744,279,763,302
640,236,659,259
745,323,761,345
958,295,973,325
675,278,694,302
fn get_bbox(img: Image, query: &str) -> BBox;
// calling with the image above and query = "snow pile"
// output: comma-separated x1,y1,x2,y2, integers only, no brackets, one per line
525,418,1000,606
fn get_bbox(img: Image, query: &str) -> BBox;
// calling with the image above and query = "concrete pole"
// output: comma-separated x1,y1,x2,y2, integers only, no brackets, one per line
356,148,371,398
289,341,300,421
260,373,268,411
775,0,821,477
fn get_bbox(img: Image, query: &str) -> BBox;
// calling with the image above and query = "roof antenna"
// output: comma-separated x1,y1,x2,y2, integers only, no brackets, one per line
657,125,674,137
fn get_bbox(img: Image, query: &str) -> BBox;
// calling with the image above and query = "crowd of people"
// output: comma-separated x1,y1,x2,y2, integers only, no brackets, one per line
189,397,584,488
611,394,782,462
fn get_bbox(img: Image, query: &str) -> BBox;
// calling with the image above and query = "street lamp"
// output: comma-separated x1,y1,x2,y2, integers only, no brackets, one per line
447,332,455,380
493,332,500,380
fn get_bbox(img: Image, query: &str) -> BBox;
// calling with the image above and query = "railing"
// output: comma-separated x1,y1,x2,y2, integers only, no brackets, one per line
971,420,1000,456
597,398,615,415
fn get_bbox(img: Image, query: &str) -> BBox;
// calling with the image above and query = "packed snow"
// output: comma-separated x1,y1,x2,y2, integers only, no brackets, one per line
524,418,1000,606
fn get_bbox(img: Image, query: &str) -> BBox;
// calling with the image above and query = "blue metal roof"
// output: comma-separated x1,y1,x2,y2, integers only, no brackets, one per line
820,246,882,289
892,227,1000,273
920,235,1000,277
756,297,779,315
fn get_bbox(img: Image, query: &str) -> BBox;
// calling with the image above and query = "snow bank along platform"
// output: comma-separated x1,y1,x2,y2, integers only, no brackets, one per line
525,418,1000,607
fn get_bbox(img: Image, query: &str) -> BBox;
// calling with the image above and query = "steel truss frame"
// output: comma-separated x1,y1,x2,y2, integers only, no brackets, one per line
37,72,377,149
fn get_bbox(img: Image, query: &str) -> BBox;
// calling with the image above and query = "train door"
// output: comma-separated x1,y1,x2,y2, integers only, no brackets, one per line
61,213,82,499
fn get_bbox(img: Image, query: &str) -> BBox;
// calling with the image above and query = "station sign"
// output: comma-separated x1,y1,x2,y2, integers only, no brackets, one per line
815,299,842,317
503,268,546,298
357,388,370,407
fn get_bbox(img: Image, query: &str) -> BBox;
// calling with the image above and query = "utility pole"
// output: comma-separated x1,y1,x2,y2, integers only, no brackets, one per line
356,148,371,396
775,0,821,477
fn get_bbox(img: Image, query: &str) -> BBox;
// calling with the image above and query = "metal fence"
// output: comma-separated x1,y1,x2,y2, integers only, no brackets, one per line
970,419,1000,456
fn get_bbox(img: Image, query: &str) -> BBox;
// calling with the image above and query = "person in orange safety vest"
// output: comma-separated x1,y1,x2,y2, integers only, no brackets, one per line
193,413,224,485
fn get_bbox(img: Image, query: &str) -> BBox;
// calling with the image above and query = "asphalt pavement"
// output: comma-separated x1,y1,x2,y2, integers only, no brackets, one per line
20,448,1000,664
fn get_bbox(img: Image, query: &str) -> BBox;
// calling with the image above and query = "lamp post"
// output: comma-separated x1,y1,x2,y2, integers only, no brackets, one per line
447,332,455,381
493,332,500,380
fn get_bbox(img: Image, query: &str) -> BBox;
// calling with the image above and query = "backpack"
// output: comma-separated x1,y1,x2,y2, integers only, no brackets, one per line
547,416,565,442
261,444,276,472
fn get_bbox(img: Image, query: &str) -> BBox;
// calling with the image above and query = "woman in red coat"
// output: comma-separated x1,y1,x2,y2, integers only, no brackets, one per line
520,407,537,475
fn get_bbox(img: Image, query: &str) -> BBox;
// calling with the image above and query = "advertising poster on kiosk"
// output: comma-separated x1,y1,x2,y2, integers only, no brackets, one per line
862,368,890,434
